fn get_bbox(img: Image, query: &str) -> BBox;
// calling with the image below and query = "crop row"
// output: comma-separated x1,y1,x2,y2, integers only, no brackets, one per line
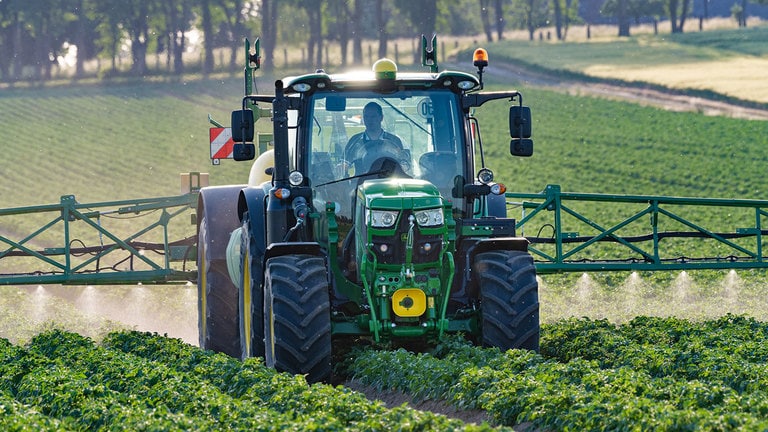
5,315,768,430
345,314,768,430
0,330,499,431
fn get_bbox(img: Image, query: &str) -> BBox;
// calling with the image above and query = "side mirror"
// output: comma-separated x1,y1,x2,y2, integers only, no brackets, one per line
510,138,533,157
231,109,255,142
326,96,346,112
509,106,532,138
233,143,255,161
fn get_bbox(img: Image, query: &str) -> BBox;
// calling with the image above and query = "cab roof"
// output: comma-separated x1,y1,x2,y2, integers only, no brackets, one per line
281,68,481,95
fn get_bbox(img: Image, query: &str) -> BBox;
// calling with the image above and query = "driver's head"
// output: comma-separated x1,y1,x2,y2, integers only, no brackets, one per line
362,102,383,133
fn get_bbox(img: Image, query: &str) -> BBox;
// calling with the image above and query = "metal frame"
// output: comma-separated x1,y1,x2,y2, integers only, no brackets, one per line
3,183,768,286
0,194,197,285
507,185,768,273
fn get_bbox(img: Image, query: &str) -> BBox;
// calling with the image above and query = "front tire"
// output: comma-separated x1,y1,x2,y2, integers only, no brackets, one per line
263,255,332,383
474,250,539,351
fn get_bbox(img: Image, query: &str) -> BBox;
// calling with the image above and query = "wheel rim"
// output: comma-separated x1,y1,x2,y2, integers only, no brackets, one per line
241,245,252,357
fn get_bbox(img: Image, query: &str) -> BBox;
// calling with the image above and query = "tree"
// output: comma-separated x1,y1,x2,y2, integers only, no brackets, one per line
666,0,690,33
73,0,88,77
514,0,549,40
553,0,581,40
494,0,505,40
325,0,352,66
212,0,249,71
159,0,194,74
13,0,77,80
393,0,437,62
479,0,494,42
375,0,393,60
601,0,664,37
392,0,438,37
732,0,768,27
100,0,157,76
352,0,363,64
302,0,323,67
200,0,215,75
261,0,278,72
0,0,22,80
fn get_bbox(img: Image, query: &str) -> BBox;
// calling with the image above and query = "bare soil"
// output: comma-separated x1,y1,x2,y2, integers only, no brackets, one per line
344,379,497,427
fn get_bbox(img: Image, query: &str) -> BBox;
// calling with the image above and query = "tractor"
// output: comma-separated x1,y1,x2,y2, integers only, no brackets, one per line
197,36,537,383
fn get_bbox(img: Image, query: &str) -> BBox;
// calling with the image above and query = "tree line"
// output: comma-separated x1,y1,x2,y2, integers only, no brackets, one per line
0,0,764,82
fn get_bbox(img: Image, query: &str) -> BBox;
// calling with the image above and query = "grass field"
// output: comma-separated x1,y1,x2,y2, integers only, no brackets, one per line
1,25,767,341
485,24,768,104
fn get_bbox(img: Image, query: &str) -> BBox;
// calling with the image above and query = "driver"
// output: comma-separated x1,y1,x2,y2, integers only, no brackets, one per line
342,102,403,174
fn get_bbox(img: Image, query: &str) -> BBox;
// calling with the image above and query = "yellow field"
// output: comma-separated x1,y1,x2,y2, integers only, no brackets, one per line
585,56,768,103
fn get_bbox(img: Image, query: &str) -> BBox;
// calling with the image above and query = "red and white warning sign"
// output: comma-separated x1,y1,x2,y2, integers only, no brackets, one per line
209,127,234,161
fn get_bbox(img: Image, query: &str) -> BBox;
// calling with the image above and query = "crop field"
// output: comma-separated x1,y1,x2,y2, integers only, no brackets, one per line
2,317,768,430
1,24,768,429
0,330,494,430
348,315,768,429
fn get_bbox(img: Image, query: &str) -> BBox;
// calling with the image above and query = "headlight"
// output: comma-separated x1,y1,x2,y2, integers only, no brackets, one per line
414,208,444,227
288,170,304,186
477,168,494,184
291,82,312,92
368,209,399,228
457,80,477,90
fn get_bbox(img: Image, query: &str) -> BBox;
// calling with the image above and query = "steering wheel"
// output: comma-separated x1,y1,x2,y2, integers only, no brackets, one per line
349,138,408,174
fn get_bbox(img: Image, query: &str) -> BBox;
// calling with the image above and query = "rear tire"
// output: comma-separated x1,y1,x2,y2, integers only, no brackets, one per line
197,215,240,357
239,212,265,359
474,250,539,351
263,255,332,383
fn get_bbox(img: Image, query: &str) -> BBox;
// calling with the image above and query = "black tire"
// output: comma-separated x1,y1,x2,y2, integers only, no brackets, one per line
474,250,540,351
197,215,240,357
238,212,265,360
263,255,332,383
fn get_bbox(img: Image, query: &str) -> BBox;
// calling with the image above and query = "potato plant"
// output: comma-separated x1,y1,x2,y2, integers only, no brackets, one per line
0,330,500,431
345,315,768,430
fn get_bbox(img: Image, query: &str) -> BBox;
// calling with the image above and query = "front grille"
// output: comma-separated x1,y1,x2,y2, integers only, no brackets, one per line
372,214,443,264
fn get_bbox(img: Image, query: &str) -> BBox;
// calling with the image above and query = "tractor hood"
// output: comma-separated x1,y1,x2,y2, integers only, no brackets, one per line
358,178,443,211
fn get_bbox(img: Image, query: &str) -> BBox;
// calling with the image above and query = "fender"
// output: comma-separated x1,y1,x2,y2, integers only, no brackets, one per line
264,242,325,262
197,185,246,260
238,185,268,266
238,184,268,225
455,236,530,302
470,236,529,255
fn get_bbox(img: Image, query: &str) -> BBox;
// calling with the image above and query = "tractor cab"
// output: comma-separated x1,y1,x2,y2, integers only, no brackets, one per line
308,91,465,215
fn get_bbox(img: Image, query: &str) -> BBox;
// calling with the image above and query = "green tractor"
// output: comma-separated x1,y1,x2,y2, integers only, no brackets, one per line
197,36,538,383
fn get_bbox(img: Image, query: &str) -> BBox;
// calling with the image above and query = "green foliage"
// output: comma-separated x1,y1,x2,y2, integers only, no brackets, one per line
345,316,768,429
6,317,768,429
0,329,500,430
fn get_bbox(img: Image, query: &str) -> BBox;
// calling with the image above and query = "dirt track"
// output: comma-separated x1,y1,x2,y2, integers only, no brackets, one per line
484,61,768,121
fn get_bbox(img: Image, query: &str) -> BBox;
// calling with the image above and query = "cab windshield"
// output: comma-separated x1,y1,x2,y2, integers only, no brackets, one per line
306,90,465,220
